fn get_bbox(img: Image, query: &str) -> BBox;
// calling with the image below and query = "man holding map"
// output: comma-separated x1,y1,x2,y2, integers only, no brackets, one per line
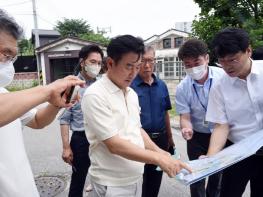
206,27,263,197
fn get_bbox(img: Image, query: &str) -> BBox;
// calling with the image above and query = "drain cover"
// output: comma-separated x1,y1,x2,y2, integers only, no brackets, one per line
35,175,66,197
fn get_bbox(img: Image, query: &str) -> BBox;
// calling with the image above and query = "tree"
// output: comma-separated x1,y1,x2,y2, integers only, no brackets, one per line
55,18,110,46
18,38,34,56
192,0,263,49
55,18,93,37
80,33,110,46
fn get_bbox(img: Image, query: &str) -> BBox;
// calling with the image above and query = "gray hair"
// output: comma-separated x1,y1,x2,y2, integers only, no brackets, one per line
0,9,23,40
144,45,155,55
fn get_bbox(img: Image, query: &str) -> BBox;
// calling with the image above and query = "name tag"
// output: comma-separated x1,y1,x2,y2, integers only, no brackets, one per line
203,119,209,127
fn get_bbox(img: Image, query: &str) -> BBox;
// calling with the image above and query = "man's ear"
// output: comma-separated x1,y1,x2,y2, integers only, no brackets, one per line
106,57,114,69
247,46,252,57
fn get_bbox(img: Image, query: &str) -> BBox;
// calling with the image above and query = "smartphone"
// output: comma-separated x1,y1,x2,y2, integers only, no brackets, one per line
64,63,81,103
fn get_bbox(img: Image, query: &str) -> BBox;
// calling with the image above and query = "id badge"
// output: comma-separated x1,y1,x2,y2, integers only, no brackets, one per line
203,119,209,127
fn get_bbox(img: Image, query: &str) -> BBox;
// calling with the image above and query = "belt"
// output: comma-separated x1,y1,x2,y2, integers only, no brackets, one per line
72,131,86,136
148,132,166,139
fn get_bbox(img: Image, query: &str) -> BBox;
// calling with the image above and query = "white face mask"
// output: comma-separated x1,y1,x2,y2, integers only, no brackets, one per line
185,64,207,80
84,64,101,78
0,61,15,87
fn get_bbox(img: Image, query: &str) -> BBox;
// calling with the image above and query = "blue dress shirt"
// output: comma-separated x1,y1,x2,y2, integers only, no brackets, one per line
175,66,224,133
131,74,171,133
59,73,95,132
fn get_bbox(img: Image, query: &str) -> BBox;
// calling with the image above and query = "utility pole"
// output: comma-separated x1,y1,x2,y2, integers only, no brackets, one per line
32,0,41,84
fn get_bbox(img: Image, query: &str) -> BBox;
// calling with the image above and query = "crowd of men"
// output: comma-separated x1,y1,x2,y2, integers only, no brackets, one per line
1,8,263,197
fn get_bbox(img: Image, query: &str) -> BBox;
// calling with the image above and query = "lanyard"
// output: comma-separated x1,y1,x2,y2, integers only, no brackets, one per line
193,79,212,111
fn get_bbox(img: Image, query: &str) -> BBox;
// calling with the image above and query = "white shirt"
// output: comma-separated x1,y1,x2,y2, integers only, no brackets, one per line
81,74,144,186
0,88,39,197
206,60,263,143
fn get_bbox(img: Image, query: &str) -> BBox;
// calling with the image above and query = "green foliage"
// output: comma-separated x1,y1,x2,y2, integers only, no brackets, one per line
192,0,263,50
55,18,110,46
55,18,93,37
18,38,34,56
80,33,110,46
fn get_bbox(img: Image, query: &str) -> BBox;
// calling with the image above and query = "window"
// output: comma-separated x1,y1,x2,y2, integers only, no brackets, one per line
163,38,171,49
156,60,163,72
174,37,183,48
164,57,174,78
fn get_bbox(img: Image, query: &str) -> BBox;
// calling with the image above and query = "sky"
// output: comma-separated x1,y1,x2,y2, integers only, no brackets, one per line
1,0,201,40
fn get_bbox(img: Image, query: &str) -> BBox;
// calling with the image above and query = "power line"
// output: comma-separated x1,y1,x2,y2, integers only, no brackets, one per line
0,0,31,7
37,14,56,26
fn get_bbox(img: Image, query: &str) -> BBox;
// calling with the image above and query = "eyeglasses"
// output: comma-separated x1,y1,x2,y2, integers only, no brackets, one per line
141,58,155,65
0,52,17,63
217,52,243,65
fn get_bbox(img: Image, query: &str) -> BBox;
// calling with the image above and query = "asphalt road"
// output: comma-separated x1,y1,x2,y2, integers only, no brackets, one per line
23,117,249,197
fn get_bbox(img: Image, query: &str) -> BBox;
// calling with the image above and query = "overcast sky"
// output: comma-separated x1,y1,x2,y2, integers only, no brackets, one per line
1,0,200,39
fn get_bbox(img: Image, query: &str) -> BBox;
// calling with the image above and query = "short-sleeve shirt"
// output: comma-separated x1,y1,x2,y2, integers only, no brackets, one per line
59,73,95,131
81,74,144,186
206,60,263,143
130,74,171,133
175,66,225,133
0,87,39,197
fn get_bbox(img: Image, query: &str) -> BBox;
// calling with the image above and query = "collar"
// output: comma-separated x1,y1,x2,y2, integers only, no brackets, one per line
133,73,158,86
101,74,130,94
78,73,96,85
229,58,257,85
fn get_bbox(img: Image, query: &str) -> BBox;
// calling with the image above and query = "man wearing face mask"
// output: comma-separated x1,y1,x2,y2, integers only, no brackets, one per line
59,45,103,197
175,39,224,197
0,9,84,197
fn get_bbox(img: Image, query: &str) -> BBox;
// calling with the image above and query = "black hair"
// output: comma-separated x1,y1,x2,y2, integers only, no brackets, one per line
107,35,145,63
252,47,263,60
178,39,208,60
79,44,104,60
0,9,23,40
212,27,250,58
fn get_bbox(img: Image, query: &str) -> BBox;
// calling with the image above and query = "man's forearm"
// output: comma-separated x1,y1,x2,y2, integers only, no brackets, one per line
207,123,229,156
0,86,50,127
60,124,70,149
165,112,173,138
180,114,192,129
104,134,165,165
27,104,60,129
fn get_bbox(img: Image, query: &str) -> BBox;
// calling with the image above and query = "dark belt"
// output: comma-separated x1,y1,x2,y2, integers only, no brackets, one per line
72,131,86,136
147,128,166,139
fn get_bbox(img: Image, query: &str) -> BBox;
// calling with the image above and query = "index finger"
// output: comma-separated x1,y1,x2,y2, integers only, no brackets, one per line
180,162,192,173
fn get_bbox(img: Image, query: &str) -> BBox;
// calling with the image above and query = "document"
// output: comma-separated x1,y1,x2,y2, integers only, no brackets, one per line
175,129,263,185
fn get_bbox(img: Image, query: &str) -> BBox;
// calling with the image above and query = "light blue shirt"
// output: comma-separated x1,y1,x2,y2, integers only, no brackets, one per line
175,66,224,133
59,73,95,132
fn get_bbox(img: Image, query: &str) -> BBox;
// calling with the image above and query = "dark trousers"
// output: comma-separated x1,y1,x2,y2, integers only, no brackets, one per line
68,132,90,197
142,132,168,197
220,141,263,197
187,132,222,197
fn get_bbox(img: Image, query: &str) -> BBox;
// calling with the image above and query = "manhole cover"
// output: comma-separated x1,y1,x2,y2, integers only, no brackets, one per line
35,176,66,197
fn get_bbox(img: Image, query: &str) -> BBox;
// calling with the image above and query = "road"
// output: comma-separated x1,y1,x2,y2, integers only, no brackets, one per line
23,117,249,197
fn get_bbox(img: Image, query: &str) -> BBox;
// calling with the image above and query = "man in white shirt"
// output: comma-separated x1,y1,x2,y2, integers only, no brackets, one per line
0,9,84,197
206,27,263,197
81,35,191,197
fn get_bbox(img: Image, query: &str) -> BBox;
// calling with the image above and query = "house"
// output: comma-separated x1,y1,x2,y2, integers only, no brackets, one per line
35,36,106,84
144,28,189,80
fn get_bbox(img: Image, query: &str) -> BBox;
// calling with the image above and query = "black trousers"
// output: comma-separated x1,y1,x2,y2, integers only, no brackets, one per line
68,132,90,197
187,132,222,197
142,132,168,197
220,141,263,197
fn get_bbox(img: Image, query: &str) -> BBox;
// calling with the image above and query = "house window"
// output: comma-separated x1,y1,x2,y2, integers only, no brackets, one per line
164,57,174,78
163,38,171,49
174,37,183,48
156,60,163,72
